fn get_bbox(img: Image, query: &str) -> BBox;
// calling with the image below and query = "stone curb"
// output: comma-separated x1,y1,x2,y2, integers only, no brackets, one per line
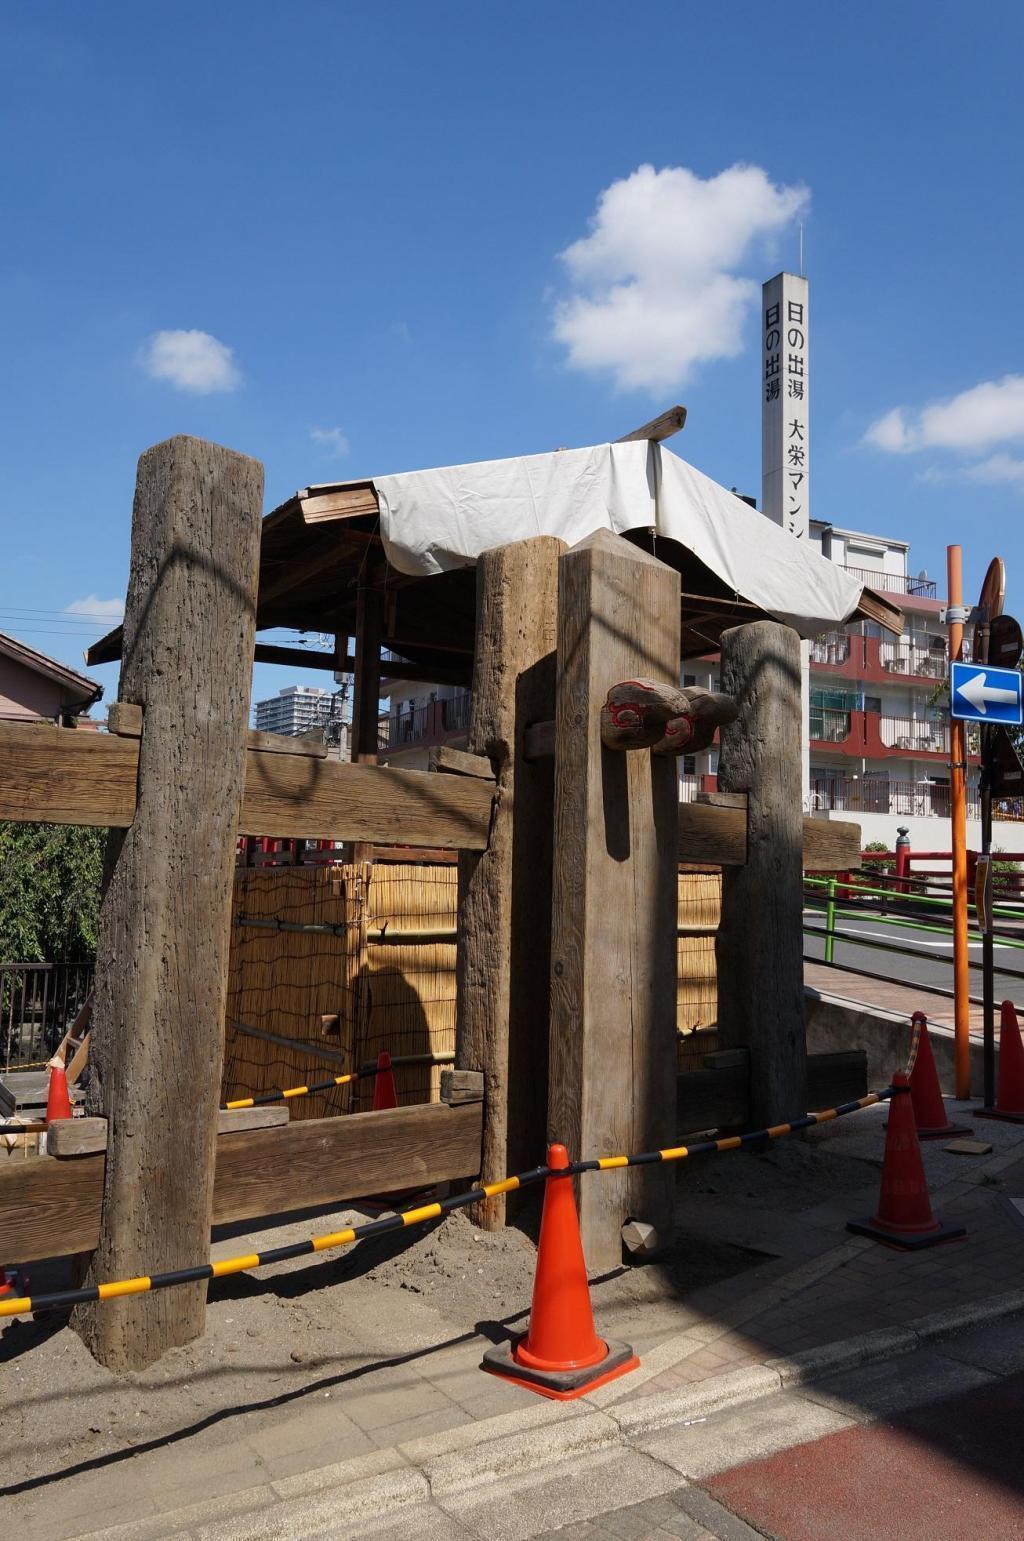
78,1286,1024,1540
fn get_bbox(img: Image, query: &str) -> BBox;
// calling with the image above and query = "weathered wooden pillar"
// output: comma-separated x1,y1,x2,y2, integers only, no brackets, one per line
549,530,680,1271
352,565,385,765
715,620,806,1127
456,536,564,1227
74,436,263,1371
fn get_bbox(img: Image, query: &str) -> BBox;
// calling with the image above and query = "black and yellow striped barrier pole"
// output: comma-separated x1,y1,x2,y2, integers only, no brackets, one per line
0,1090,889,1320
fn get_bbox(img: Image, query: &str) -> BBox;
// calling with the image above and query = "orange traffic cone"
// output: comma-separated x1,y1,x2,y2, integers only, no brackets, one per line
482,1143,639,1399
45,1063,73,1123
908,1012,970,1139
848,1073,965,1249
371,1051,398,1111
976,1000,1024,1123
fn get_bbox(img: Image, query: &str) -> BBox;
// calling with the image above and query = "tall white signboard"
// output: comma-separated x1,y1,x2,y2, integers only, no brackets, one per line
762,271,811,801
761,272,809,540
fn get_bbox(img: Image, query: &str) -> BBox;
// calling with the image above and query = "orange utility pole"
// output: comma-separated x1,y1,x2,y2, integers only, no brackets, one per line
947,545,971,1097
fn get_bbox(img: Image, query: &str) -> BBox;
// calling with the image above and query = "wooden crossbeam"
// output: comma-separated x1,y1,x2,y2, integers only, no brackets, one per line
2,1101,483,1263
0,720,494,849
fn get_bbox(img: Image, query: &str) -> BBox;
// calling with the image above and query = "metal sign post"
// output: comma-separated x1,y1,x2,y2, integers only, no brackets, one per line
946,547,972,1100
964,562,1022,1110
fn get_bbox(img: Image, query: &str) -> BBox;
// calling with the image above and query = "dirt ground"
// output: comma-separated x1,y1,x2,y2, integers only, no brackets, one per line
0,1128,881,1496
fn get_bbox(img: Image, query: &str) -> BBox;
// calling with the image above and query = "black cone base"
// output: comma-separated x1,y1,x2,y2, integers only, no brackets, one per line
847,1217,967,1251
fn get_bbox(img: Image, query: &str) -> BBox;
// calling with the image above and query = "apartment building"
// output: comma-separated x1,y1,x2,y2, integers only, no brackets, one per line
376,681,471,770
253,684,351,757
681,520,985,847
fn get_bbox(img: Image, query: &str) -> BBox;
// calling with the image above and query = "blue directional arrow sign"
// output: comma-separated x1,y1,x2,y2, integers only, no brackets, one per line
950,661,1024,725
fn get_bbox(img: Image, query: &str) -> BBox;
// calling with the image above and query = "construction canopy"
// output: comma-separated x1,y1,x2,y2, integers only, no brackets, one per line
372,441,880,639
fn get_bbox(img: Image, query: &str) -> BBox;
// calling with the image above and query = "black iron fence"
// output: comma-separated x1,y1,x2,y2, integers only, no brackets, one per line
0,962,94,1070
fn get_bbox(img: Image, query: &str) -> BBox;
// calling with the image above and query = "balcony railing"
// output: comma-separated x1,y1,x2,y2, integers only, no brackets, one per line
810,778,951,817
381,692,472,751
810,708,852,743
840,564,937,599
810,633,851,666
879,641,947,679
879,716,949,754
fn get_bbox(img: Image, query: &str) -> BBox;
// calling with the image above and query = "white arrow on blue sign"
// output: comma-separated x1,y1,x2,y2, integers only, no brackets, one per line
950,661,1024,725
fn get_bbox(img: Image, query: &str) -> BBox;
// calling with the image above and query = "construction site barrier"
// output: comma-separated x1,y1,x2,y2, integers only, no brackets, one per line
0,1088,890,1321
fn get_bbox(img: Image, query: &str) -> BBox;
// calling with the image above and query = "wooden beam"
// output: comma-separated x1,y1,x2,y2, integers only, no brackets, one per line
0,722,140,825
2,1102,483,1264
74,435,264,1373
254,643,341,671
429,744,496,780
110,701,328,759
0,721,494,848
616,405,687,443
241,753,494,848
47,1106,290,1157
457,536,564,1229
245,727,328,759
676,1048,867,1135
0,719,858,863
353,567,385,765
299,484,380,523
715,621,806,1128
549,530,680,1271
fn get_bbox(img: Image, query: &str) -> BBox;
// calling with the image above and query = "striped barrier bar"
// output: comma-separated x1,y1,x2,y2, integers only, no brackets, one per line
0,1089,892,1321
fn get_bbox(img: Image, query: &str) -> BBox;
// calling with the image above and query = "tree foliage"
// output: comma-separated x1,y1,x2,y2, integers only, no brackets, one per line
0,823,105,965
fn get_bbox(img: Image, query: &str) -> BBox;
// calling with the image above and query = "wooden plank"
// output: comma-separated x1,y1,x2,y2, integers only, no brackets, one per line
74,435,264,1372
0,721,139,826
715,621,806,1128
675,1048,868,1134
456,537,564,1228
440,1069,485,1105
106,701,142,737
678,802,747,866
0,718,849,862
299,484,380,523
677,1063,749,1133
616,406,687,443
246,727,328,759
110,702,327,759
47,1106,290,1157
523,718,556,762
549,530,680,1270
240,756,494,848
806,1049,867,1107
1,1102,483,1263
429,744,495,781
803,817,862,871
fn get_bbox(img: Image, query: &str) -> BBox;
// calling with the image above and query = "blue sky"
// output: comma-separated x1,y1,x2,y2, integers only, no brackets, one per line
2,2,1021,713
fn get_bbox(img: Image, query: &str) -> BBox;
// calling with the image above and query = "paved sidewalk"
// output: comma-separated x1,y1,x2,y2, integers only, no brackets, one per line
804,960,985,1030
6,1098,1024,1538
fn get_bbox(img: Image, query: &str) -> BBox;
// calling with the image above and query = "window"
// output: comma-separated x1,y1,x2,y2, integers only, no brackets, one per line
864,695,882,714
682,755,696,775
683,673,697,687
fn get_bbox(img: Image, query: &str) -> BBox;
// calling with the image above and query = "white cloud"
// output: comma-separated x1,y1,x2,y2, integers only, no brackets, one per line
552,162,809,393
309,426,350,459
963,453,1024,486
864,375,1024,455
65,595,124,622
141,329,241,394
919,453,1024,490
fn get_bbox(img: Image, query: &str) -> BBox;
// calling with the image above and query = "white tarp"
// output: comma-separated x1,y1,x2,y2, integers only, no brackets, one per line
372,441,864,638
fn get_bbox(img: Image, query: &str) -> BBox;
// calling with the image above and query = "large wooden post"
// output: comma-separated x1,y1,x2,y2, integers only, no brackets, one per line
456,536,564,1227
74,436,263,1371
715,620,806,1127
549,530,680,1271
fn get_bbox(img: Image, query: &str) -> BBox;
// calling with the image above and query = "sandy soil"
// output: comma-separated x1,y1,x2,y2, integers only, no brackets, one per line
0,1128,878,1495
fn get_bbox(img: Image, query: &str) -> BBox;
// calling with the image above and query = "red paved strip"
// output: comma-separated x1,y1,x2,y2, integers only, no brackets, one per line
707,1372,1024,1541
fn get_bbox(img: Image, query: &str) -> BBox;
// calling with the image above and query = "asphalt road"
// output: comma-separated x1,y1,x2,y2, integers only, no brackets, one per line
803,906,1024,1004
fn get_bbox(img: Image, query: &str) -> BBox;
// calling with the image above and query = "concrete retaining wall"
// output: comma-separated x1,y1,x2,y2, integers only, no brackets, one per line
804,987,988,1094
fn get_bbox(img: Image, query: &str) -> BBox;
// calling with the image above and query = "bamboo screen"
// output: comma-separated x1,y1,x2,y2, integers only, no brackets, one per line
222,861,722,1111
